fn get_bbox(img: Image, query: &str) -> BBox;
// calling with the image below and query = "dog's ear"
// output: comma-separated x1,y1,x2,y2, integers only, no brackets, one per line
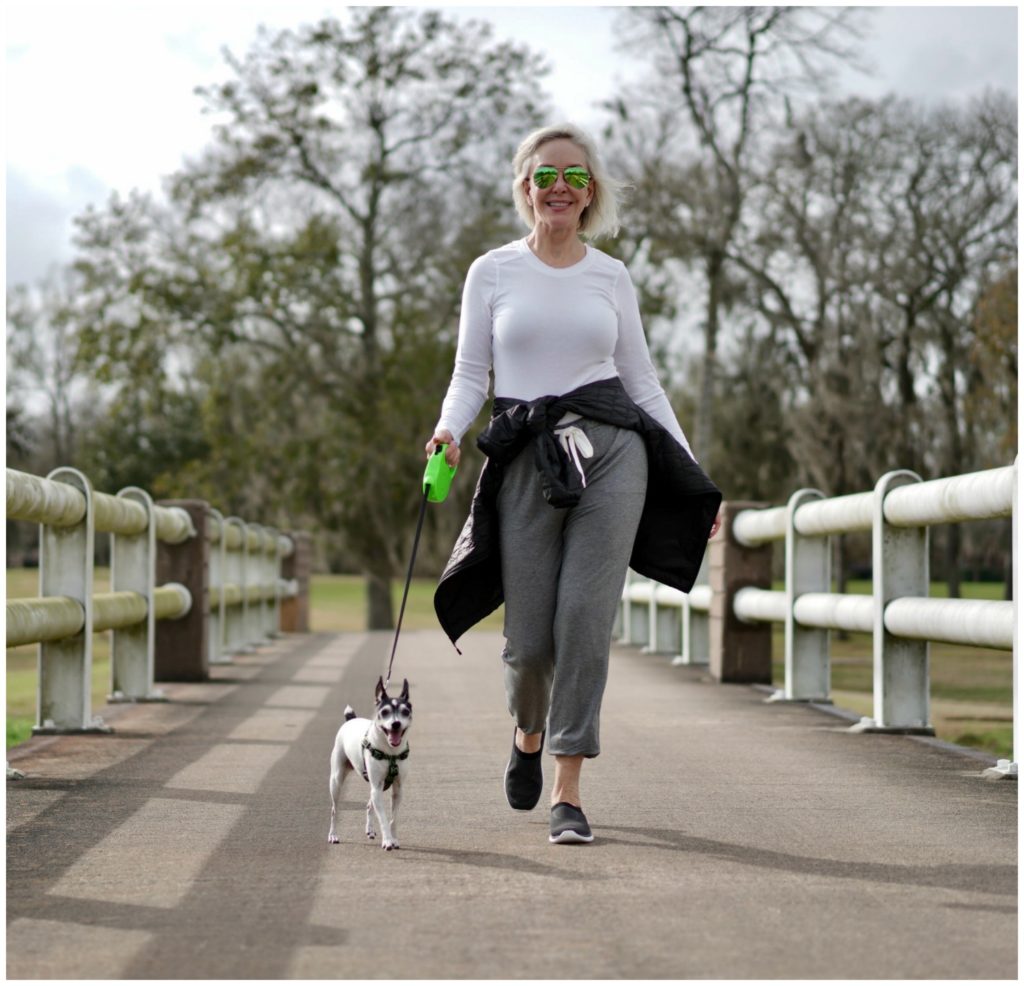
375,677,386,703
400,678,409,701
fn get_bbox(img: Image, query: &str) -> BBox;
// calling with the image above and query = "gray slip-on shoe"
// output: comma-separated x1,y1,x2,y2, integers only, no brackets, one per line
504,730,544,811
549,801,594,844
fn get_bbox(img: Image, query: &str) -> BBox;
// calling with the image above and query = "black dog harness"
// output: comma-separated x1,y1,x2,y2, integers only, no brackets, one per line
361,736,409,791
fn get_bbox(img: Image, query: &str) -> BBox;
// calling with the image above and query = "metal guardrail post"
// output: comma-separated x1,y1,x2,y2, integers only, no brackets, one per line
242,522,262,647
651,585,685,658
246,523,263,644
35,468,107,734
676,553,710,667
850,471,934,735
207,509,230,665
272,533,286,634
255,525,269,643
709,501,773,683
263,526,279,639
262,529,273,638
642,579,663,655
769,489,831,703
627,578,651,648
984,457,1018,780
154,500,210,681
110,487,163,702
617,571,633,644
224,517,248,654
643,580,658,655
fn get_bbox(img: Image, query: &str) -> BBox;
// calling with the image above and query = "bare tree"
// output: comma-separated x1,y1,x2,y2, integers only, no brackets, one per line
726,98,891,494
608,5,866,467
869,93,1017,479
70,8,549,629
6,269,102,471
695,91,1015,592
867,94,1016,594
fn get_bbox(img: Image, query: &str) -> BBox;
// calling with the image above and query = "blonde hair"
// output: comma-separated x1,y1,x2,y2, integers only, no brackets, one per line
511,123,625,241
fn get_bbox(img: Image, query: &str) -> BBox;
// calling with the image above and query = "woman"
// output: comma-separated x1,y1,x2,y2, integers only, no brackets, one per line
427,124,721,845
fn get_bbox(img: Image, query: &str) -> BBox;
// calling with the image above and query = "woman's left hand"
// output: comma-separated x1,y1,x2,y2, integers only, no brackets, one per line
709,510,722,540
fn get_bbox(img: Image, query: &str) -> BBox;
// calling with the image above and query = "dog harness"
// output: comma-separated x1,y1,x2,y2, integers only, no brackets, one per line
361,737,409,791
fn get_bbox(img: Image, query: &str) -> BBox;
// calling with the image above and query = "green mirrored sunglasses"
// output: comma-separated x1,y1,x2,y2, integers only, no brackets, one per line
532,165,592,190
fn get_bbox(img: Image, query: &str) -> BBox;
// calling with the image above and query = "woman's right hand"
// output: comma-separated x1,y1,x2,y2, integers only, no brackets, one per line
425,429,460,468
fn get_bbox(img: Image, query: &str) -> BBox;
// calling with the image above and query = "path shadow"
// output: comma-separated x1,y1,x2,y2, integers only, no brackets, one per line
598,824,1016,897
404,844,600,882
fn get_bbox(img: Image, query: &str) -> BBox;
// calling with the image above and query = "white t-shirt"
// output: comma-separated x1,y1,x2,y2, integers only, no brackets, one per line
435,238,694,457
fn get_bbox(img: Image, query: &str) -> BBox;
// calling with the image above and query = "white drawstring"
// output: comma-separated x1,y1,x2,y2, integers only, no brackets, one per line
554,424,594,488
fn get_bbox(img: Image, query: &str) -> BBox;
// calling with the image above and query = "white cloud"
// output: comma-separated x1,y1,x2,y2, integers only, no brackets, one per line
448,6,628,128
6,167,80,284
4,3,1018,289
6,1,339,194
834,5,1017,102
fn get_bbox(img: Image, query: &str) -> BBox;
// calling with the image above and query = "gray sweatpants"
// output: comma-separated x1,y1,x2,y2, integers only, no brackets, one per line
497,418,648,758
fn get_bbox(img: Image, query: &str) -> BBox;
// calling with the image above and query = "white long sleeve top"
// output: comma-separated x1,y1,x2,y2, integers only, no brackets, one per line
435,238,694,456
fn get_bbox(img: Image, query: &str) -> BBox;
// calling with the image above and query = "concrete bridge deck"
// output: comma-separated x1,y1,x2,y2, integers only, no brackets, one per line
6,630,1017,979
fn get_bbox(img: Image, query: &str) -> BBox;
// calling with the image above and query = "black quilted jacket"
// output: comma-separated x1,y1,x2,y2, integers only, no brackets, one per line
433,377,722,647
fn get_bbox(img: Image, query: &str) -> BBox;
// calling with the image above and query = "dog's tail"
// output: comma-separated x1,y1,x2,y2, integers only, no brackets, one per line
343,705,357,721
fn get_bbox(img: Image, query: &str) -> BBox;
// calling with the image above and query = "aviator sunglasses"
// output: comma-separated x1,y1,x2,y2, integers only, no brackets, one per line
532,165,592,190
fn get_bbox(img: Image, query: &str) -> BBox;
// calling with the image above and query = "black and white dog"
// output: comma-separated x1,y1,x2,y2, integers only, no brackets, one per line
328,677,412,851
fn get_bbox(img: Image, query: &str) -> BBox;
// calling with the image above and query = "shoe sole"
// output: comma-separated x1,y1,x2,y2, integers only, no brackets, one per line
549,829,595,844
504,758,541,812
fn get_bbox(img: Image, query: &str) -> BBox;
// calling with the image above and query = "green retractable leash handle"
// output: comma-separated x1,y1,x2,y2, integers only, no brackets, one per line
385,444,458,686
423,443,458,502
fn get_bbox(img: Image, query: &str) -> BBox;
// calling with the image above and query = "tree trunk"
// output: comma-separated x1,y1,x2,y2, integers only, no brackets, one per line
366,572,394,630
696,253,723,464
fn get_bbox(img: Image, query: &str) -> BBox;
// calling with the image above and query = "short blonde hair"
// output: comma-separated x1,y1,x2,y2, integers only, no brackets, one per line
511,123,624,241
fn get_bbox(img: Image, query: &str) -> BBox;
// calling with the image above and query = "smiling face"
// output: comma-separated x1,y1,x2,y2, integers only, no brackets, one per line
524,138,594,234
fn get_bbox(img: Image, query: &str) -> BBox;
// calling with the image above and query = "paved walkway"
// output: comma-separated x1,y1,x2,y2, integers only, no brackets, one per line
6,630,1017,979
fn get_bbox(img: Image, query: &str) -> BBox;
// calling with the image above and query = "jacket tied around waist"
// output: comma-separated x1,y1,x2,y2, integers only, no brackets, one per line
433,376,722,647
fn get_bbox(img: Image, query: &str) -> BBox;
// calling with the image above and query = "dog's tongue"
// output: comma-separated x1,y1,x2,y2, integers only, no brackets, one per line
388,732,403,748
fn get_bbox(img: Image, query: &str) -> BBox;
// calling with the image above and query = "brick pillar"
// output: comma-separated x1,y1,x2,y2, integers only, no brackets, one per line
709,500,773,683
280,531,312,633
155,500,210,681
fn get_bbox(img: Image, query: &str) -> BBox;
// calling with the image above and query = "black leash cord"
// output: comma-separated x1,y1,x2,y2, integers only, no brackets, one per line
385,484,430,688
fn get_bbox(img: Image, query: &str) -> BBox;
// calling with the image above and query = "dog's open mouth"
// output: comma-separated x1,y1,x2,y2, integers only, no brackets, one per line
387,730,404,748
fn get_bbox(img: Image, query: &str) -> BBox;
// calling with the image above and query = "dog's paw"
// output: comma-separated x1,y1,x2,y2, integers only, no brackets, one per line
382,840,399,851
327,834,339,844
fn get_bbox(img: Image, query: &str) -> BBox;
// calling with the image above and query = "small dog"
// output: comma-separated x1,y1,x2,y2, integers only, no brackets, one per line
328,677,412,851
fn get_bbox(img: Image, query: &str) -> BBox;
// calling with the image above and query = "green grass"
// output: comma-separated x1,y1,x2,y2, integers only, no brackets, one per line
7,570,1012,759
308,574,505,633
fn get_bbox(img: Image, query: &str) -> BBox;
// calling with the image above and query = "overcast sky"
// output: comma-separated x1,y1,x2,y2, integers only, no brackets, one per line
4,3,1018,289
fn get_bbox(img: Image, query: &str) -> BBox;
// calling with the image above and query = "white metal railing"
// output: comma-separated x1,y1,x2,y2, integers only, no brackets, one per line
619,553,712,668
206,511,295,665
618,463,1017,781
6,467,299,743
